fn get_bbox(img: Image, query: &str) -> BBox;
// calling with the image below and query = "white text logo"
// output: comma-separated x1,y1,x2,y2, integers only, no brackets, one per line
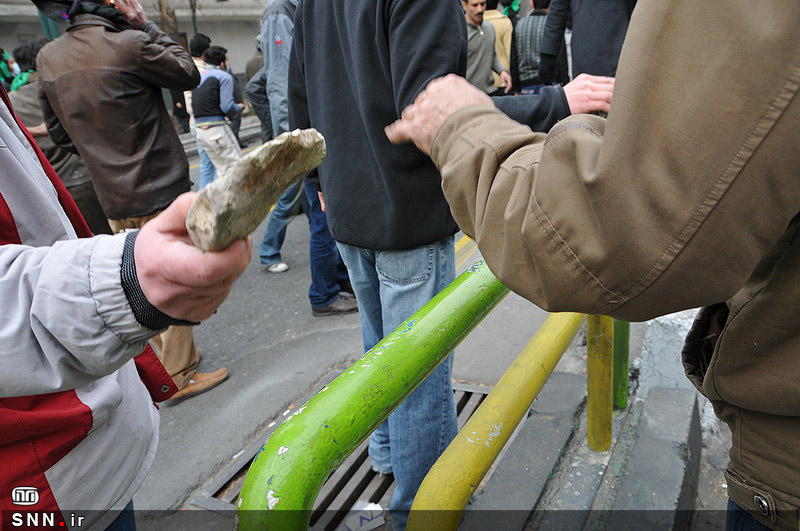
11,487,39,506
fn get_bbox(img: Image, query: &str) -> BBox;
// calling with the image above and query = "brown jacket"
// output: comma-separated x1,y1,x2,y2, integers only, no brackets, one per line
433,1,800,528
36,15,199,219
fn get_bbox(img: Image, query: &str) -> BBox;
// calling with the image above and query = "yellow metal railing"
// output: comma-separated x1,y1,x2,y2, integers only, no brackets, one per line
408,313,616,530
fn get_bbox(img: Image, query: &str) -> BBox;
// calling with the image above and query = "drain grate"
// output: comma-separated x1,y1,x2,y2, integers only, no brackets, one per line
191,383,488,529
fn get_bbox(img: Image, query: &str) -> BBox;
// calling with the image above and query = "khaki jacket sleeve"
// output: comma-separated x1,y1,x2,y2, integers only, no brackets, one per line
432,0,800,322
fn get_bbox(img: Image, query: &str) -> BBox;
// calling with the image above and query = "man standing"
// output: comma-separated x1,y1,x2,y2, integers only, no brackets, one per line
36,0,228,403
387,2,799,529
0,83,249,528
463,0,512,95
9,39,111,236
258,0,357,316
288,0,465,526
185,33,218,189
192,45,244,181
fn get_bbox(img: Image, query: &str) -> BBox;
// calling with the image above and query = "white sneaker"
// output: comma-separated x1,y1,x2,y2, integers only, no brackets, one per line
266,261,289,273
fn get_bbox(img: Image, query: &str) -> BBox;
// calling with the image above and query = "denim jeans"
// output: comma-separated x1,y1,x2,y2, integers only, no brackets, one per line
259,180,304,265
726,499,771,531
195,133,218,190
260,179,346,307
303,179,349,308
336,235,458,531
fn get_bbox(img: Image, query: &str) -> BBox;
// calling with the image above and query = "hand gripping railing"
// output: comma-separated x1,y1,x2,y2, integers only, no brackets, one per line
235,260,510,530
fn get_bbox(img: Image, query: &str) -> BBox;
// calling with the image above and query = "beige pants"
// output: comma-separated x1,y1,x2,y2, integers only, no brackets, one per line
109,212,200,389
196,124,242,181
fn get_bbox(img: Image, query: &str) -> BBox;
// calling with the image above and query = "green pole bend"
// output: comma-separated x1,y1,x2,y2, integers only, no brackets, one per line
235,260,509,530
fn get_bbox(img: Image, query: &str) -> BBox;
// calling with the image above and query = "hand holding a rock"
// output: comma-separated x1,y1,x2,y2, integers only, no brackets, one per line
135,193,252,322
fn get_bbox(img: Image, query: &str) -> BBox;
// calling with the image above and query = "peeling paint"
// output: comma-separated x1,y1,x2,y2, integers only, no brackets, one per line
487,423,503,443
321,386,329,392
349,370,356,374
238,498,243,508
278,446,289,455
267,474,274,485
362,364,371,368
266,490,280,510
467,437,475,443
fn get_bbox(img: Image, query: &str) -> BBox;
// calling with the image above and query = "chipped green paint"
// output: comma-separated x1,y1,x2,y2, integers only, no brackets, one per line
235,260,509,530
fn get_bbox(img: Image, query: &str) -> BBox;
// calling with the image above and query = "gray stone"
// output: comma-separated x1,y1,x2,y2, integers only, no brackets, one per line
186,129,326,251
606,387,701,530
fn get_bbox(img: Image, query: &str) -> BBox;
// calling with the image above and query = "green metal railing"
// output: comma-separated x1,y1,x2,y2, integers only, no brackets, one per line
236,260,509,530
236,259,630,529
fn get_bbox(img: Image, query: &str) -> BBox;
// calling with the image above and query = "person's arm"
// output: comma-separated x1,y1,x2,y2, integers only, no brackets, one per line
113,0,199,90
0,194,250,398
27,122,48,137
38,84,78,154
490,43,513,93
385,0,467,115
492,74,613,131
539,0,569,57
492,85,569,131
388,1,800,321
263,12,294,136
218,72,243,120
538,0,569,84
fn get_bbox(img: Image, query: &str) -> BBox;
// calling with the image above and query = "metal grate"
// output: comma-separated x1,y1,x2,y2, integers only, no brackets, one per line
191,383,489,528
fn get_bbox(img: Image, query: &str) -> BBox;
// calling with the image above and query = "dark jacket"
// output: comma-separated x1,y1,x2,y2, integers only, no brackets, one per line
288,0,466,250
540,0,636,78
36,15,199,219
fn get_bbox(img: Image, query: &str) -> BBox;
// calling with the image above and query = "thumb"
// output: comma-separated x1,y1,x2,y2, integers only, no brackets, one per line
146,192,197,236
385,120,411,145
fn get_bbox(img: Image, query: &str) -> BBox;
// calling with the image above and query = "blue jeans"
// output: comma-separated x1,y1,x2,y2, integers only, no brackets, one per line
195,134,218,189
336,235,458,531
260,180,346,308
303,179,349,308
726,499,771,531
259,180,304,266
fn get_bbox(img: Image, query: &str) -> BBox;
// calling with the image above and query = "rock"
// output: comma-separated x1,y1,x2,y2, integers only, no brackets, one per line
186,129,326,252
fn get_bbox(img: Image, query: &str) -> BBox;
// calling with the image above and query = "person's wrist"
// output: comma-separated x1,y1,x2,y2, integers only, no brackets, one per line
121,230,199,329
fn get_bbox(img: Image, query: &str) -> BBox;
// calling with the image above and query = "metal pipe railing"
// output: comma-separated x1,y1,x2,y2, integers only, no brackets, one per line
406,312,585,530
613,320,630,409
235,260,509,530
587,315,614,451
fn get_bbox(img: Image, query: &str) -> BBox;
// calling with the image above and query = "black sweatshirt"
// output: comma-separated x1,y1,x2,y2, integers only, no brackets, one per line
288,0,466,250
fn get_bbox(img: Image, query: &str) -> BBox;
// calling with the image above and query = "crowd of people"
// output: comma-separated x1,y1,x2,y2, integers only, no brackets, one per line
1,0,797,530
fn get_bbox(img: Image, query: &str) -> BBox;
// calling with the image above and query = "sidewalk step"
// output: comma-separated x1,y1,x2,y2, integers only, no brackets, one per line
462,381,701,530
462,372,586,529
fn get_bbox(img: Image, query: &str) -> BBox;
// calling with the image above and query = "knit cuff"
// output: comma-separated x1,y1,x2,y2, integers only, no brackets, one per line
120,231,199,329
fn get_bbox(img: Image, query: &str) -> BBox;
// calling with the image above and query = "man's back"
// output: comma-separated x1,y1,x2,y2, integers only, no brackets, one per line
289,0,466,250
37,14,198,219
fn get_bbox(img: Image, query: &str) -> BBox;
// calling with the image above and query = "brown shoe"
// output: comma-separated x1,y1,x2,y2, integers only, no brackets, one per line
312,294,359,316
166,368,229,406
